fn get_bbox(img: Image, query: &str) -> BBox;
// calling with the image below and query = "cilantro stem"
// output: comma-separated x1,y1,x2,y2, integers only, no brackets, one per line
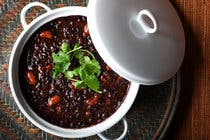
70,52,77,61
67,46,83,55
80,49,96,60
68,78,80,82
66,44,95,60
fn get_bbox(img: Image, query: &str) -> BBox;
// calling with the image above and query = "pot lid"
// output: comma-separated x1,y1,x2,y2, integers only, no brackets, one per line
87,0,185,85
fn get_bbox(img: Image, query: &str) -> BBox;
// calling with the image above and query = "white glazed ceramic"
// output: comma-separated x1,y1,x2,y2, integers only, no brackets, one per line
9,2,140,139
88,0,185,85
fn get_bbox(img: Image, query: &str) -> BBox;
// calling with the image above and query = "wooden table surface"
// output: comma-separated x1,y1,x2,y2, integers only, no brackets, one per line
164,0,210,139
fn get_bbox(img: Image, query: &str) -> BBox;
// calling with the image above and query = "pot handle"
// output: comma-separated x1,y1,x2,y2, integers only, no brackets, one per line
137,9,158,33
20,2,51,29
97,118,128,140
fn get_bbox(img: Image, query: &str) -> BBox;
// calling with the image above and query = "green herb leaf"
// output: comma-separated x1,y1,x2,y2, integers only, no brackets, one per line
80,72,101,93
52,50,71,79
53,62,71,78
78,55,91,65
65,71,74,79
73,43,80,49
82,60,101,76
72,67,80,76
61,42,70,53
75,51,84,64
79,60,101,93
52,66,60,78
52,52,70,63
74,81,87,89
90,59,101,76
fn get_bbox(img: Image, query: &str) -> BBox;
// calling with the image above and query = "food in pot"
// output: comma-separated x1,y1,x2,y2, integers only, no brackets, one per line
19,16,130,128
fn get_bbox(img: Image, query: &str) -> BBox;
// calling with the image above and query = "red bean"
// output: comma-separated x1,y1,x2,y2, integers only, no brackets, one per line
48,95,61,106
40,31,53,39
86,95,99,106
83,24,89,36
27,71,37,86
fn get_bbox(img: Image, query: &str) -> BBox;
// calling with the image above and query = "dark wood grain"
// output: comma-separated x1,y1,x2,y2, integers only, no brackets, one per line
165,0,210,139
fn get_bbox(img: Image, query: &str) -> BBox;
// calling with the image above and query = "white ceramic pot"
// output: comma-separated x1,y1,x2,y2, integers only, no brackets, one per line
9,2,140,139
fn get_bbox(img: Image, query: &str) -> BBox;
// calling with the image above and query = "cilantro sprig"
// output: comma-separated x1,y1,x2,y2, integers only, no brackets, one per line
52,42,102,93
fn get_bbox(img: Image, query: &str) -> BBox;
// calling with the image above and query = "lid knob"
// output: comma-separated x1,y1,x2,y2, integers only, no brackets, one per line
137,9,157,34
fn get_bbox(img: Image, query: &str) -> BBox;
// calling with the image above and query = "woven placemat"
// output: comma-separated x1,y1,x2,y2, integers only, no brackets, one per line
0,0,180,139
